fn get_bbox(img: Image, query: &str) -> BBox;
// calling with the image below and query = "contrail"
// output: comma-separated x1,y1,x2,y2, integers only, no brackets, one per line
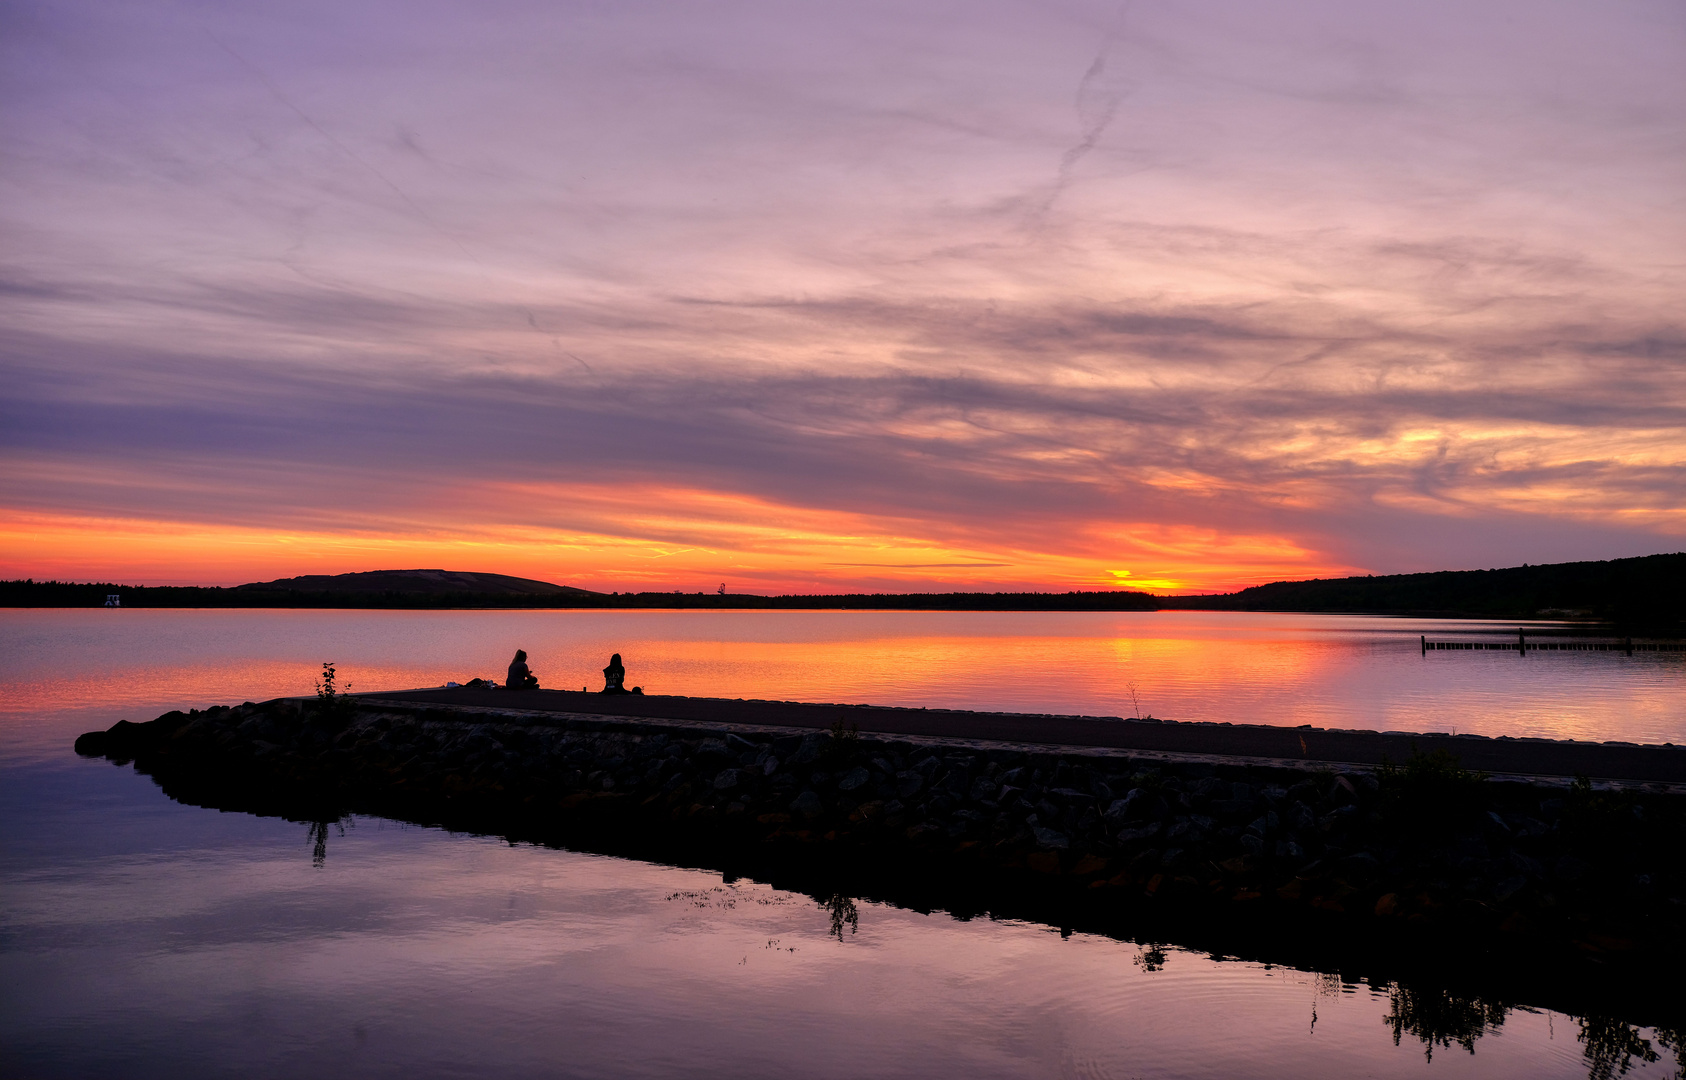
201,26,481,267
1030,6,1135,223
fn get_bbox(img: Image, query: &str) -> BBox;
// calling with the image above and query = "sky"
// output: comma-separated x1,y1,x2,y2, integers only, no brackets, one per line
2,0,1683,594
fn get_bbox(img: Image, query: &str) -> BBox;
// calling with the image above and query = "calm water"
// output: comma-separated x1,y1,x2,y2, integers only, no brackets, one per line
3,609,1682,1078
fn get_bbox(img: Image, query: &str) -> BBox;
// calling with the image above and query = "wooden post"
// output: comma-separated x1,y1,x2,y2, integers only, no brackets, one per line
1421,635,1426,656
1518,629,1526,656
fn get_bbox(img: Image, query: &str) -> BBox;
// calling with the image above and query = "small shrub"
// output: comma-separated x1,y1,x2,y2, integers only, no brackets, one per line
313,662,354,719
823,717,860,764
1379,747,1489,831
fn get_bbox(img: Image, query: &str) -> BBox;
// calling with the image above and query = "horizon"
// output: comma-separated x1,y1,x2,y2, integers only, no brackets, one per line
14,548,1682,597
4,1,1682,594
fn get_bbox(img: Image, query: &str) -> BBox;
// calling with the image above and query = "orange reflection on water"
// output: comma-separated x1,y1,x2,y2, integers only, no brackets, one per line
3,610,1681,759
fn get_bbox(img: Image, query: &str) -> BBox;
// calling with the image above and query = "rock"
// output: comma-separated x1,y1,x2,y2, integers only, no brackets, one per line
1494,876,1529,903
895,771,924,798
790,791,824,818
713,768,741,791
762,756,780,776
969,776,1000,802
73,730,108,756
1341,851,1381,876
787,736,825,766
1116,823,1161,844
1033,827,1070,850
1238,834,1264,856
1026,851,1062,874
1453,835,1489,860
1554,855,1589,883
1071,853,1110,876
838,766,871,792
1128,848,1161,872
1319,805,1357,829
851,800,886,822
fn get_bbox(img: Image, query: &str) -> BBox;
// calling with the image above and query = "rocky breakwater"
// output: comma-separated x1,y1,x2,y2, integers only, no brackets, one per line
76,698,1686,1001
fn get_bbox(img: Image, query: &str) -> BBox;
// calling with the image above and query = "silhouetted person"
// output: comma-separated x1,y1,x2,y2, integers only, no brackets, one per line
506,649,539,691
600,653,643,695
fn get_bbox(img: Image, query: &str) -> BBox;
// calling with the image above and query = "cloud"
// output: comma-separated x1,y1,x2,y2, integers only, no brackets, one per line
1,0,1681,587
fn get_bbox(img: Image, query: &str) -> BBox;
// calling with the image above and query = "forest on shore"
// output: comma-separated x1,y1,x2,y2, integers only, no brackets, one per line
4,552,1681,627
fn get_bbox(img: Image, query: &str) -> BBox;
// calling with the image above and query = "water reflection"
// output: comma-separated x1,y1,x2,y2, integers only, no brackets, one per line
1577,1016,1670,1080
1132,943,1169,972
1384,984,1509,1061
822,894,860,942
8,781,1686,1078
276,807,1685,1080
1375,985,1683,1078
306,818,348,869
7,609,1686,1078
4,609,1683,753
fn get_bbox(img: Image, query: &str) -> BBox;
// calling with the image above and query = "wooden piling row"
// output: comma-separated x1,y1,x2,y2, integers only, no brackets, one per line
1419,634,1681,655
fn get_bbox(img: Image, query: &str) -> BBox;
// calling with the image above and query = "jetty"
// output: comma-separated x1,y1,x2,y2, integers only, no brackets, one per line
74,687,1686,1022
373,686,1686,786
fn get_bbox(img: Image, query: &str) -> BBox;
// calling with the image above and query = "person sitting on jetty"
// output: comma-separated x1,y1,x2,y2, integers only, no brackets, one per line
600,653,643,695
506,649,539,691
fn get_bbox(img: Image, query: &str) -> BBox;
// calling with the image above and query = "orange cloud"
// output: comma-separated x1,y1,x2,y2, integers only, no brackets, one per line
0,489,1354,595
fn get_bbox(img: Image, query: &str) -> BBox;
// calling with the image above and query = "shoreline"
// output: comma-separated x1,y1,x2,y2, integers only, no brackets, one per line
74,692,1686,1024
10,550,1684,625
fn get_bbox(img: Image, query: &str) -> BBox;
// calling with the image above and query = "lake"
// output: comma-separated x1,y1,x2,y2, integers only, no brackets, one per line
2,609,1681,1077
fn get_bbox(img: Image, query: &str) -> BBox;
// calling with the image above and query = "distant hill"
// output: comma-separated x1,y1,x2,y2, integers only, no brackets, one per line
3,554,1681,625
1163,552,1685,626
236,569,595,597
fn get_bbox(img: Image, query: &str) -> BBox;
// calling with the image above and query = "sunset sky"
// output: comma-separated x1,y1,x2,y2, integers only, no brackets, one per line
3,0,1682,593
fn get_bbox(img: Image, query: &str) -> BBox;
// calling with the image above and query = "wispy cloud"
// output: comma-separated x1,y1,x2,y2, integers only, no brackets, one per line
2,0,1681,588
